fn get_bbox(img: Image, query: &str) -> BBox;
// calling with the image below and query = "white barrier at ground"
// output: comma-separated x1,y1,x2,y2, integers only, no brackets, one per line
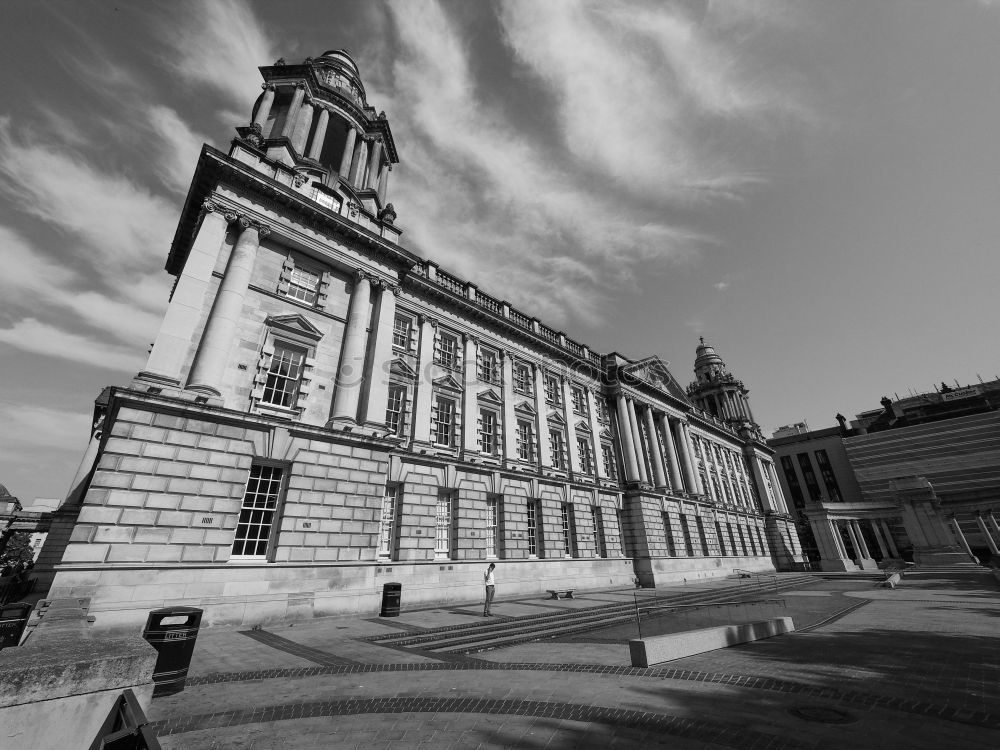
629,617,795,668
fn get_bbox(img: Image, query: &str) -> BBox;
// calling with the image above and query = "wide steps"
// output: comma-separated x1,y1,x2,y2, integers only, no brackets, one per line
374,575,815,655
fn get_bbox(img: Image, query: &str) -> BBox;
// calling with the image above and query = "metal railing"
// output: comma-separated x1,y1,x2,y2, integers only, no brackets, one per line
733,569,780,593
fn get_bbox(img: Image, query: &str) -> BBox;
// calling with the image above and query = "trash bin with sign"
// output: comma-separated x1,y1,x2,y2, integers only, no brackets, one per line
380,582,402,617
0,602,32,650
142,606,203,696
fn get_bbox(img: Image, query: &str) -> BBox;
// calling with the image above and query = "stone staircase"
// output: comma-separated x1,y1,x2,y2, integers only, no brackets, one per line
368,574,816,656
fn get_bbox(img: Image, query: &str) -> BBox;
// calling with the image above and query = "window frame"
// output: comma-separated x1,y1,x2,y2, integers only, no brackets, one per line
513,362,533,395
378,485,399,559
385,384,407,437
435,490,455,559
477,346,501,384
261,342,308,409
479,406,499,455
392,313,414,352
230,463,286,561
432,395,457,447
285,262,321,305
516,419,535,462
544,375,562,406
549,427,566,470
435,330,461,370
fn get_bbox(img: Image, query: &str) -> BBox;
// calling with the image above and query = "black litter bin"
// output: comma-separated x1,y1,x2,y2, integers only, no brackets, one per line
380,582,402,617
0,602,32,650
142,606,203,696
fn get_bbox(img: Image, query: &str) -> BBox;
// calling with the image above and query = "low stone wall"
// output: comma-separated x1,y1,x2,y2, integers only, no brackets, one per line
629,617,795,668
0,598,157,748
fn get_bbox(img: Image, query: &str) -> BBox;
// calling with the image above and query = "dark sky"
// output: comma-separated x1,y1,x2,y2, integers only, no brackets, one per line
2,0,999,502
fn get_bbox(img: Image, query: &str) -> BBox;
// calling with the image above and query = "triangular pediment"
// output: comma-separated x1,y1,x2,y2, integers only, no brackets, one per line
622,356,688,401
433,374,464,392
575,420,591,433
547,411,567,426
477,388,503,405
265,313,323,341
599,428,614,441
389,358,417,379
514,401,536,417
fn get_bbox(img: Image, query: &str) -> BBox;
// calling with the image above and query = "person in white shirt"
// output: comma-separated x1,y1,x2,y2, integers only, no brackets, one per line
483,562,496,616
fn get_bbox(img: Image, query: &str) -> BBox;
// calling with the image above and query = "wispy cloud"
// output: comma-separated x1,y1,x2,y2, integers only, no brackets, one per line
376,0,810,326
0,318,144,373
0,402,92,459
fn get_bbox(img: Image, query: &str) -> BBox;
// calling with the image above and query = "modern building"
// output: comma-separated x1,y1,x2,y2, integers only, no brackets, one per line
769,381,1000,571
41,50,802,630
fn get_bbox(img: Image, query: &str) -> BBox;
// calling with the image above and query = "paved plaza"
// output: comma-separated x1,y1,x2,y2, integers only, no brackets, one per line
146,571,1000,749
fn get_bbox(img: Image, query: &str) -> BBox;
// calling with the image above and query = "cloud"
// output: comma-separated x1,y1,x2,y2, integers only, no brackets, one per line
162,0,276,115
0,401,92,458
145,105,206,195
714,281,731,291
0,318,144,373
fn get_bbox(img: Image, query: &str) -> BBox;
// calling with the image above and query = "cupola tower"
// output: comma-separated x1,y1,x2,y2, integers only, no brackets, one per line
686,337,759,433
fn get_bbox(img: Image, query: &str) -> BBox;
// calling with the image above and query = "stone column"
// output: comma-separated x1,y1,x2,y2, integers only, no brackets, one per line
360,282,397,428
307,106,330,161
253,84,276,129
851,520,871,559
658,415,682,490
680,422,702,494
366,139,383,189
281,83,306,139
330,271,373,423
562,378,580,474
339,125,358,178
880,520,900,558
975,514,1000,555
501,352,517,459
140,200,230,385
950,516,976,561
587,390,605,479
378,163,391,204
615,394,640,482
845,521,863,561
626,399,649,483
411,316,436,443
463,336,478,454
534,365,552,466
767,462,791,514
291,99,315,154
349,138,369,185
870,520,890,559
643,407,667,488
187,217,268,398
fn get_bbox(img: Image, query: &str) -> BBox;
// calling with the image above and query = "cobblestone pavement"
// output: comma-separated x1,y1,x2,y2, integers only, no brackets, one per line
146,571,1000,749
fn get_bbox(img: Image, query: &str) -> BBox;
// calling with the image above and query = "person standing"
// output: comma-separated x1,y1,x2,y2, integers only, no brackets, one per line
483,562,496,616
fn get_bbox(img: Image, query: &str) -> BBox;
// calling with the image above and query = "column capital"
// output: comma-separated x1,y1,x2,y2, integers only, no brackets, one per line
354,269,375,285
294,81,306,90
383,282,402,296
465,334,479,346
261,82,275,91
418,314,438,329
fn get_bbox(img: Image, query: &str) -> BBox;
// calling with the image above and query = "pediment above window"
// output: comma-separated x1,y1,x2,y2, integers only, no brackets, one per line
433,373,464,392
514,401,536,417
265,313,324,342
547,411,567,426
575,420,591,433
599,428,614,441
477,388,503,405
389,358,417,379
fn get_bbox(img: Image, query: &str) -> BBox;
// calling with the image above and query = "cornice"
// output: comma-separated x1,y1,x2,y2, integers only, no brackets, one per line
166,145,419,277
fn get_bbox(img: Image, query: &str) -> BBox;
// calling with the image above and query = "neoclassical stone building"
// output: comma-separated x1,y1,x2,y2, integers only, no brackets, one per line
45,51,802,629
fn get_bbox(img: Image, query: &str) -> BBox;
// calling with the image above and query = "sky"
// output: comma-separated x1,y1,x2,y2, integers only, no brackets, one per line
2,0,999,502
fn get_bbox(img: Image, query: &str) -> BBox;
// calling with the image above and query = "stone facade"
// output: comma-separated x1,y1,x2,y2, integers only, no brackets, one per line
44,50,802,631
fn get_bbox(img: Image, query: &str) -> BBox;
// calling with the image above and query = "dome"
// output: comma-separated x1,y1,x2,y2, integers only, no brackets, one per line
694,337,725,370
317,50,359,74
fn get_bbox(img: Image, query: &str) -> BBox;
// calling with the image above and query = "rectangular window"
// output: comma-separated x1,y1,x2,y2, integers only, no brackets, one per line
737,524,749,556
262,344,305,408
727,523,738,556
695,516,710,555
797,453,823,502
513,363,533,395
715,521,728,555
232,465,283,558
561,503,576,557
814,450,843,502
286,264,320,304
392,314,412,351
602,444,619,480
385,385,406,436
780,456,806,508
592,505,607,558
663,512,677,556
549,428,566,470
595,398,609,423
479,408,498,454
576,436,592,474
516,419,535,461
527,500,539,557
433,396,456,447
748,525,759,556
435,491,454,559
435,331,459,369
680,513,694,556
756,527,767,555
545,375,562,406
571,386,588,416
485,497,499,558
477,348,500,383
617,509,629,556
378,486,398,559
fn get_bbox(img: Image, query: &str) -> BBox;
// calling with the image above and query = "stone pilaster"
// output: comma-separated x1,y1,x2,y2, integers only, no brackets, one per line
658,415,683,490
533,365,552,467
501,352,517,459
411,316,437,444
366,138,383,189
360,281,397,428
